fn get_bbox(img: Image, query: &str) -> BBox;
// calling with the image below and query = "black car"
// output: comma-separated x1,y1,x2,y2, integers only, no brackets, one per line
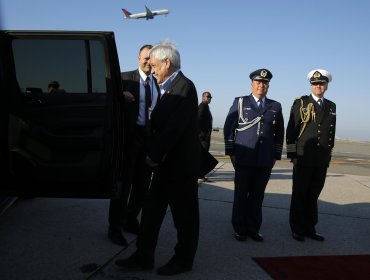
0,30,126,198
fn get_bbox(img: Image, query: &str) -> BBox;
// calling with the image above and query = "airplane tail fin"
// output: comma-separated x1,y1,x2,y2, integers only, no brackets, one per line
122,9,132,17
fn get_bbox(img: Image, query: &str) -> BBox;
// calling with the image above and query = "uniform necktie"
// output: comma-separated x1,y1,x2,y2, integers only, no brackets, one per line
258,99,263,112
317,99,322,107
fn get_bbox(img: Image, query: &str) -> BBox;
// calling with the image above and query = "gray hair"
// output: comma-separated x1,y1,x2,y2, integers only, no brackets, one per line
149,41,181,69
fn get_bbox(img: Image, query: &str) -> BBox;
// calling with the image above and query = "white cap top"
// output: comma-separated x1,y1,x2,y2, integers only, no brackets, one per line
307,69,332,83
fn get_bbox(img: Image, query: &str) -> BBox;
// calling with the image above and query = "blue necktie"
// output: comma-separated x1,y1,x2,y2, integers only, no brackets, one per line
258,99,263,112
145,77,152,123
145,77,152,107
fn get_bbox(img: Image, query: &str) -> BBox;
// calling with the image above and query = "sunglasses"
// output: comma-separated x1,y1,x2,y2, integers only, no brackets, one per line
311,82,326,86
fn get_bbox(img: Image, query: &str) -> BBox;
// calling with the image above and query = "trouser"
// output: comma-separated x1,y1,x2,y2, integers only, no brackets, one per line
109,125,151,229
136,174,199,267
126,126,152,221
289,165,327,234
232,165,272,234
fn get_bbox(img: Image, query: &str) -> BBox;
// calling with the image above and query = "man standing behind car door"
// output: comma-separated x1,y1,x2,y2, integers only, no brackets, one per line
108,44,160,246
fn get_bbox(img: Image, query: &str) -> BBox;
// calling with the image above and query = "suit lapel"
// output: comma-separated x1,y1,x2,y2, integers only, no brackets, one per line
165,71,183,95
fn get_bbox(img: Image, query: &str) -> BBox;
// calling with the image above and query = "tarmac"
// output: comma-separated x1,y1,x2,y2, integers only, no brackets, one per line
0,158,370,280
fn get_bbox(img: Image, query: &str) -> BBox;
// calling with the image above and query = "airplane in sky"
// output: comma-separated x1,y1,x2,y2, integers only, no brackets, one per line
122,6,169,20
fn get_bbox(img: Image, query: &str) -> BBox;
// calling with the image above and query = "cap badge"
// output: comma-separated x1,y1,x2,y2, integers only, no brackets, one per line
260,70,267,77
313,71,321,79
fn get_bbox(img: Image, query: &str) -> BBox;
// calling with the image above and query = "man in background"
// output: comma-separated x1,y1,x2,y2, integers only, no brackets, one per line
198,91,213,183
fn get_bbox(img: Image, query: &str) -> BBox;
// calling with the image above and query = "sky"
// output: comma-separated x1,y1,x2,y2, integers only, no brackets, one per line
2,0,370,141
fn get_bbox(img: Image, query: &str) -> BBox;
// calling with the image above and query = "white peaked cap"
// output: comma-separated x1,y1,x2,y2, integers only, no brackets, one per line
307,69,332,83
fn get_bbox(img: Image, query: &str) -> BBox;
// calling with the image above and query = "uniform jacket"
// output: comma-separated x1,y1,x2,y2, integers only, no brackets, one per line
224,94,284,167
198,102,213,143
286,95,336,167
148,71,201,179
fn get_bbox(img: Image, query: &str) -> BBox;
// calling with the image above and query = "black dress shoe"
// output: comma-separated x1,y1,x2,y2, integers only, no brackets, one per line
157,259,191,276
115,255,153,271
306,232,325,241
234,232,247,241
292,232,305,242
248,232,264,242
108,228,128,247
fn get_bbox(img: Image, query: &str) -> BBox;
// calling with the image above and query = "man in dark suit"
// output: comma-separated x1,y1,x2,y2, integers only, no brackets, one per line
286,69,336,242
224,69,285,242
108,44,160,246
115,42,201,276
198,91,213,182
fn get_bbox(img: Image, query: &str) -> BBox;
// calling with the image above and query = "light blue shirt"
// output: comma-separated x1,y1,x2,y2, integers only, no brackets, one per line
137,69,159,125
252,95,265,109
158,70,180,95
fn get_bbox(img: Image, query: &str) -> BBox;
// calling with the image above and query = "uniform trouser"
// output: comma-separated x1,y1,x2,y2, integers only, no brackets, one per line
135,174,199,268
108,125,152,229
289,165,327,234
232,165,272,234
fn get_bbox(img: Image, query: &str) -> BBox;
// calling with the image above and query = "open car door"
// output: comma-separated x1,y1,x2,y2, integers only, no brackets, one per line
0,31,125,198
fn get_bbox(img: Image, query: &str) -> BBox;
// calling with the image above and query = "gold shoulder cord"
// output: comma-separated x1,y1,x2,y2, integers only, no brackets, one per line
298,99,315,139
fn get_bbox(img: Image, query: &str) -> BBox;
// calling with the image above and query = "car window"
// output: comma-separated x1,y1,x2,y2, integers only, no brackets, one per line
12,39,106,94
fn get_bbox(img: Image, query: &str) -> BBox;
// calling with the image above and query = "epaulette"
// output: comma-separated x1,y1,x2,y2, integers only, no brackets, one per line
295,95,309,100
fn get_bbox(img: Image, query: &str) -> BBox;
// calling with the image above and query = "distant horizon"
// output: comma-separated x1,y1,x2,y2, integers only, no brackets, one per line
211,128,370,143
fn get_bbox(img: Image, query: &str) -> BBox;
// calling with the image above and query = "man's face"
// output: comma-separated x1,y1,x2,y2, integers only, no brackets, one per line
150,56,170,84
251,80,269,99
202,94,212,104
310,82,328,99
138,47,151,75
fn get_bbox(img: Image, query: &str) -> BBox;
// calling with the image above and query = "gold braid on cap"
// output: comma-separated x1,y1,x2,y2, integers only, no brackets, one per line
298,99,316,139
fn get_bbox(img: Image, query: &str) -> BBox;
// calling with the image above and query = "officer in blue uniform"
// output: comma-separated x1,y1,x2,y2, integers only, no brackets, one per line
224,69,285,242
286,69,336,242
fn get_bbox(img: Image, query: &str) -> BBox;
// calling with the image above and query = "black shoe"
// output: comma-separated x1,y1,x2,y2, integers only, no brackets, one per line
157,259,191,276
108,228,128,247
234,232,247,241
123,218,140,235
292,232,305,242
247,232,264,242
115,255,153,271
306,232,325,241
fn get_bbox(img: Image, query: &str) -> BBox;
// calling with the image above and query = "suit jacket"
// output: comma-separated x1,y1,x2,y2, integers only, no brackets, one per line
121,70,141,126
286,95,336,167
121,69,160,135
224,94,285,167
148,71,201,179
198,102,213,142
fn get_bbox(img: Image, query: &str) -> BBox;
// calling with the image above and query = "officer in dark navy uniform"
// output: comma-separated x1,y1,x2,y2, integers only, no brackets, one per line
286,69,336,242
224,69,285,242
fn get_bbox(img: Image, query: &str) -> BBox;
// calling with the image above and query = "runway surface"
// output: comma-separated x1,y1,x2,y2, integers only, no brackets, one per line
210,129,370,176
